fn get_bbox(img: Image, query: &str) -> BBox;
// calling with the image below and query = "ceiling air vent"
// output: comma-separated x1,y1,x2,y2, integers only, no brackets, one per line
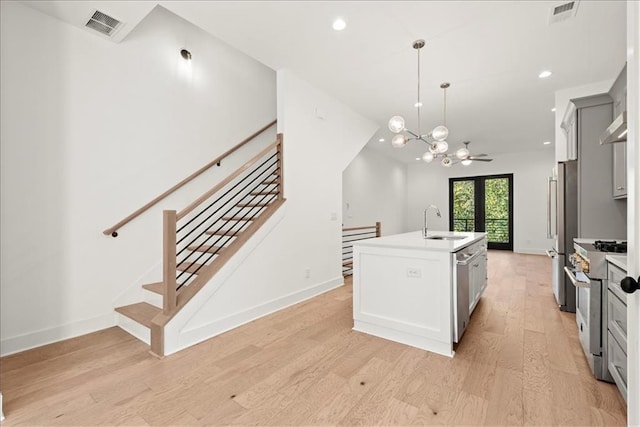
85,10,123,37
548,1,579,24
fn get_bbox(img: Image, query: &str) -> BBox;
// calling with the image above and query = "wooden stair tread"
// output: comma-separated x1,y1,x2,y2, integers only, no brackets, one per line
177,262,206,274
187,245,225,254
342,261,353,267
142,282,163,295
115,302,160,328
205,229,242,237
260,178,278,185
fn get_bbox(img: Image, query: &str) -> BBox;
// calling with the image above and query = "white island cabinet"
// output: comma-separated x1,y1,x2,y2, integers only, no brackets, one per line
352,230,487,357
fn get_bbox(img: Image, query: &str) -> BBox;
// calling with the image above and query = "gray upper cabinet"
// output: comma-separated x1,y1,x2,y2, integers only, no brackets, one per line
609,64,627,199
561,102,578,161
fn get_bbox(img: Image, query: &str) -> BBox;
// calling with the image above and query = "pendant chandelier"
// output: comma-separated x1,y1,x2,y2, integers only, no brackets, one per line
388,40,468,167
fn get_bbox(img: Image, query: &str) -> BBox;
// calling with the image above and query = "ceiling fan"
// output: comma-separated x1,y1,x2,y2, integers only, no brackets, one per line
454,141,493,165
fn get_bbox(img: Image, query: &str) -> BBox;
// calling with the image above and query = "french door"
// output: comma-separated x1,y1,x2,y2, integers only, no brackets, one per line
449,174,513,250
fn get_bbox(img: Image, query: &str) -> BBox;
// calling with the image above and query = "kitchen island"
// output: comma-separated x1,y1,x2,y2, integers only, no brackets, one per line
352,230,487,357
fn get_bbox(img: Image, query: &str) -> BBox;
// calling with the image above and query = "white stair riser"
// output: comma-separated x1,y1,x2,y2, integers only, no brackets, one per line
116,314,150,345
143,289,163,309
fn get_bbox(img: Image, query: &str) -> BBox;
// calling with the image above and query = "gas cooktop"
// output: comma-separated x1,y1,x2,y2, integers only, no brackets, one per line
593,240,627,253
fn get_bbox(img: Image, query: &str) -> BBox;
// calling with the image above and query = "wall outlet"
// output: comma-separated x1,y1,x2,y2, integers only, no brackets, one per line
406,268,421,278
305,268,311,279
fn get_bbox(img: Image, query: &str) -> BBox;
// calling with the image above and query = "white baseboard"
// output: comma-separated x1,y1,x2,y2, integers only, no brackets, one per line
167,276,344,356
0,313,117,357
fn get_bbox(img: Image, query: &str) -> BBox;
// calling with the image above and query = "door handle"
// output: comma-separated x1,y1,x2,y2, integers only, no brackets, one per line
621,276,640,294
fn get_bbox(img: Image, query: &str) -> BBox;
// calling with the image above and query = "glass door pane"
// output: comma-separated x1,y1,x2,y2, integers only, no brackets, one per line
484,177,510,246
450,174,513,251
452,180,475,232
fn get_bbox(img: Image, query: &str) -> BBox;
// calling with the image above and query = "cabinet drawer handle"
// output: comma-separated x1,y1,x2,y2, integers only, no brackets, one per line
616,186,625,190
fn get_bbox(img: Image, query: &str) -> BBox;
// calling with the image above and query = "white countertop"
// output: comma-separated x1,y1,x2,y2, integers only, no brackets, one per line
606,254,628,272
353,230,486,253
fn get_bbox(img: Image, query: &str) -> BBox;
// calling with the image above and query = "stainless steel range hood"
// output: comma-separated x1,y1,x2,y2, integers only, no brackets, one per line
599,111,627,144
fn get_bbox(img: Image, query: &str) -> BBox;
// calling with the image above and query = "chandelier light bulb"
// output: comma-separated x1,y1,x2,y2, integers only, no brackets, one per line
436,140,449,154
429,142,440,154
422,151,434,163
441,157,452,167
455,147,470,159
388,116,405,133
461,159,473,166
431,125,449,142
391,134,407,148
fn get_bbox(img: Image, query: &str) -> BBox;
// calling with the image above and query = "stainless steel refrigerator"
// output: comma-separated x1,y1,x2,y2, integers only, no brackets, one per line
547,161,578,312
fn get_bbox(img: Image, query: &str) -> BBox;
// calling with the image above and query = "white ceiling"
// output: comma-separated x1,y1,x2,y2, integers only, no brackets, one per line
23,1,627,164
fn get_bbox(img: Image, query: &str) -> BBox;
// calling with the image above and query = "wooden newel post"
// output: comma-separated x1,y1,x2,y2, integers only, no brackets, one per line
376,221,382,237
163,210,177,313
276,133,284,201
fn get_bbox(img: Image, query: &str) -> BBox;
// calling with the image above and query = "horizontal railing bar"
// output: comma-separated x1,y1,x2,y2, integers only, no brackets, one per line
177,141,279,220
176,163,277,250
342,231,378,238
177,192,278,287
176,176,278,279
342,225,378,232
176,156,277,236
103,120,276,237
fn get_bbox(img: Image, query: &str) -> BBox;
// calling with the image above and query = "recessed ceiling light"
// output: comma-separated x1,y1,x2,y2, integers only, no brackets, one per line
378,138,385,142
551,107,556,112
332,18,346,31
543,141,552,145
414,102,423,108
539,70,552,79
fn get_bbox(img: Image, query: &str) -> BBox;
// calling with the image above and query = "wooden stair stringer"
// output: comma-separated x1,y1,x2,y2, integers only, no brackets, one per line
151,198,287,356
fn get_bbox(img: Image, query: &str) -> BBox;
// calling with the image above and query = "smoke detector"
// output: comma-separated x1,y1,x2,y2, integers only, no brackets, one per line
548,1,580,25
85,10,123,37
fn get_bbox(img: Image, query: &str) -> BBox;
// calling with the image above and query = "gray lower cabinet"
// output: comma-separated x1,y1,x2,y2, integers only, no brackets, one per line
607,262,628,401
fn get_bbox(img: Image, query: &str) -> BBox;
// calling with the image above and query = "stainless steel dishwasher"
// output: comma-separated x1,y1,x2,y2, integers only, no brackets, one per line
453,244,486,343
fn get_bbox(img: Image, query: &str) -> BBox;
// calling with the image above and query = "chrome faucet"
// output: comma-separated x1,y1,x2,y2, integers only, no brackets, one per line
423,205,441,238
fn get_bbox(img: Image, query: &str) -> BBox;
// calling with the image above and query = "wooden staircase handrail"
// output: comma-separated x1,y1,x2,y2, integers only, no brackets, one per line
177,138,280,221
103,120,277,237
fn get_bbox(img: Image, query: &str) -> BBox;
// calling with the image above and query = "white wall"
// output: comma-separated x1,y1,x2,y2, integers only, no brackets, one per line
178,69,377,340
342,146,407,236
0,3,277,355
406,149,556,254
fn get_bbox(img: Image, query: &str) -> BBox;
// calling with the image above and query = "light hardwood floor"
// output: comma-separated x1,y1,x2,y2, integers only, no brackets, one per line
0,251,627,426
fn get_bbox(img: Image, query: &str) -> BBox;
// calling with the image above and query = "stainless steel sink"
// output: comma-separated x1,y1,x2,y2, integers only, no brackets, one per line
426,235,467,240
